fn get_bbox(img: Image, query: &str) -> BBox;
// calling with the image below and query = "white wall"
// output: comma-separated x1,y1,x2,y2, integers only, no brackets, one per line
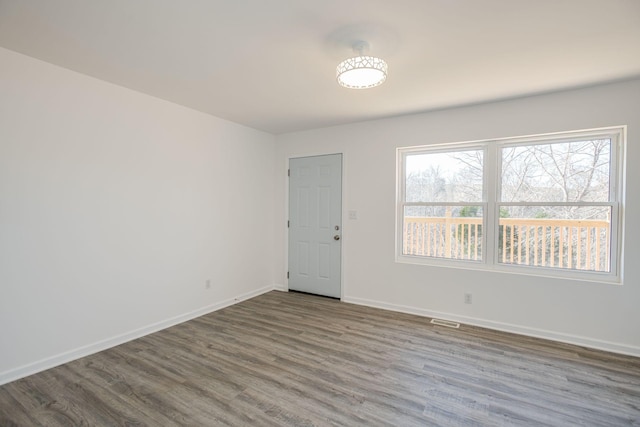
275,79,640,356
0,47,276,384
1,45,637,387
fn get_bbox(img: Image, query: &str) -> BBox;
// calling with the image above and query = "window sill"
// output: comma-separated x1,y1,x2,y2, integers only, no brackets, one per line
395,255,622,285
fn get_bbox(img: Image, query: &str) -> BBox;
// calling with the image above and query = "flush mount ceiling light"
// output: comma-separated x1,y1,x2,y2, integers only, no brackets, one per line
336,41,387,89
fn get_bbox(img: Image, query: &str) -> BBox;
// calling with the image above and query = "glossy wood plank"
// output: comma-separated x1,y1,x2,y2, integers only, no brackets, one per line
1,291,639,426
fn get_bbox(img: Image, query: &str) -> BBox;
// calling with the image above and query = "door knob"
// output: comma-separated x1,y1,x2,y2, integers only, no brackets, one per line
334,235,340,241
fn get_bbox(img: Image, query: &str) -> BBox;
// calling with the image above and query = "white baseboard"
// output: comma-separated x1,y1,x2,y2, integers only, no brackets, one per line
273,283,288,291
343,295,640,358
0,285,275,386
6,288,635,387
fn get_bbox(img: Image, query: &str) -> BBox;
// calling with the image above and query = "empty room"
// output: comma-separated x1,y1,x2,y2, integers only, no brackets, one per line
1,0,639,425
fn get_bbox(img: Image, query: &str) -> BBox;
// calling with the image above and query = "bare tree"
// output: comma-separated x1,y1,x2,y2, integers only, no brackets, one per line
449,139,611,270
501,139,610,220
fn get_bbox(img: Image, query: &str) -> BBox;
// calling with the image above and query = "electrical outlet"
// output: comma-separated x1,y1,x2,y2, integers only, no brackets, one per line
464,293,472,304
206,279,211,289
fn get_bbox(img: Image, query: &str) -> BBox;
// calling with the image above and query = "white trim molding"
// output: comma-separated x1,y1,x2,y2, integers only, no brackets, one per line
343,295,640,358
273,283,288,292
0,285,275,386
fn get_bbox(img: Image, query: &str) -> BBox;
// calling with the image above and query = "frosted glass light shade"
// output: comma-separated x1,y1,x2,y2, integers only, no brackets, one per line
336,55,387,89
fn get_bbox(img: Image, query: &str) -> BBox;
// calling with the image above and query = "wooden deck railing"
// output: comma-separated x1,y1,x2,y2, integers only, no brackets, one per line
403,216,610,272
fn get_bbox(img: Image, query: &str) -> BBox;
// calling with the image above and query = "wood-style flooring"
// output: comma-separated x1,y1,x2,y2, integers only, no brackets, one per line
1,290,639,426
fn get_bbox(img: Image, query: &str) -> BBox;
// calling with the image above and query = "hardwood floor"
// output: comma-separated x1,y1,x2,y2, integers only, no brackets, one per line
1,290,639,426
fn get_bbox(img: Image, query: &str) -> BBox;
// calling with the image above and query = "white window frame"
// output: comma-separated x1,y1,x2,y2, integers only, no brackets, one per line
396,126,626,284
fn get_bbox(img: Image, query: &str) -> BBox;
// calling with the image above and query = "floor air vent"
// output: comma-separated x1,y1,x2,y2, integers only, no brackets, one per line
430,318,460,329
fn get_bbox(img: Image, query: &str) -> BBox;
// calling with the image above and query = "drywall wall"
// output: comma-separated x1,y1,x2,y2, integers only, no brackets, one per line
0,47,276,383
275,78,640,355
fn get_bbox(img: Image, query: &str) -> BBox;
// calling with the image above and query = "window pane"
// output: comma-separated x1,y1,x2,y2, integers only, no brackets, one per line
403,206,483,261
501,139,610,202
497,206,611,272
406,150,483,202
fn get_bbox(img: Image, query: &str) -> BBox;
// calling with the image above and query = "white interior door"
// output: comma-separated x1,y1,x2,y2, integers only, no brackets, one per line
288,154,342,298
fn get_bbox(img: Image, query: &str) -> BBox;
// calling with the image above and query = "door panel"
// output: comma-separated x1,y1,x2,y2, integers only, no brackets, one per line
288,154,342,298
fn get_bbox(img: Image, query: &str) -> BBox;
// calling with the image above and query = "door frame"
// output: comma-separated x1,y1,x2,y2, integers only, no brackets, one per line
284,151,346,300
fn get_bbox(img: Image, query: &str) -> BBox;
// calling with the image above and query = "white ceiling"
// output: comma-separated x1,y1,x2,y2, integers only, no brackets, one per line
1,0,639,134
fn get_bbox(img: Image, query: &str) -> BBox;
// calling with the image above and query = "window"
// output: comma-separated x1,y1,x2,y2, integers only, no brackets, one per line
397,127,625,282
